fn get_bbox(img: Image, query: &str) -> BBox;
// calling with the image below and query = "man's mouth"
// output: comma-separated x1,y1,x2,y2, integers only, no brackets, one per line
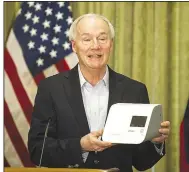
88,54,102,58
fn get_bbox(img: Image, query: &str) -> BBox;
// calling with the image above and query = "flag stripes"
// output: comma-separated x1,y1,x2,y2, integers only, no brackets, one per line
4,2,78,166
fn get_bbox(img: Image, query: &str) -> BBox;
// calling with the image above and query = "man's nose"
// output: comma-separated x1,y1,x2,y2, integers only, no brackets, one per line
91,39,100,49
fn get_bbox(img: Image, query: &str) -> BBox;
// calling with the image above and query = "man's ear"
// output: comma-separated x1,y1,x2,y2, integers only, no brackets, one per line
71,40,77,53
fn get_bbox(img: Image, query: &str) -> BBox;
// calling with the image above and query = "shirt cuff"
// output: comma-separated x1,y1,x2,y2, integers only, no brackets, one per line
152,141,164,156
82,151,89,162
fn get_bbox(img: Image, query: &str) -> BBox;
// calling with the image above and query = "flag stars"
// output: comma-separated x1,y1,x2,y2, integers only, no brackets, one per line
36,58,44,67
30,28,37,36
63,42,70,50
64,29,69,38
50,49,57,58
40,33,48,41
66,16,73,25
55,12,63,20
38,45,46,54
28,2,35,7
68,5,72,11
35,3,42,11
17,9,22,15
22,24,29,33
43,20,51,29
51,37,59,46
57,2,65,8
53,24,61,33
28,41,35,49
25,11,32,20
32,15,40,24
45,7,53,16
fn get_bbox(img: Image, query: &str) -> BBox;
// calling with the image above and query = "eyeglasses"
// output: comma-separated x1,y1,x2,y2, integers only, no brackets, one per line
81,36,110,46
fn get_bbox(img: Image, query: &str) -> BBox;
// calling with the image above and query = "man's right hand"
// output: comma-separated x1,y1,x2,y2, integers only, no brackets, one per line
80,129,113,152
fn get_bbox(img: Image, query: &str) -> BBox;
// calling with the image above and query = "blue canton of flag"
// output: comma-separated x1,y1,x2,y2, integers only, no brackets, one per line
14,2,73,76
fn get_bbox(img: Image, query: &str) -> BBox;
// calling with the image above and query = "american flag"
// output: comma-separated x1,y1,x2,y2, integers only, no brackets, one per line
180,98,189,172
4,2,78,167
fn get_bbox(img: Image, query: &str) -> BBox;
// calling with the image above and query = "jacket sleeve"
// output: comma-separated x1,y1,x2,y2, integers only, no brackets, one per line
132,84,165,171
28,80,83,167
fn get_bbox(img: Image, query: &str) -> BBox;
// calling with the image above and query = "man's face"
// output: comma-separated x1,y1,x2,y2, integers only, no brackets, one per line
71,16,113,70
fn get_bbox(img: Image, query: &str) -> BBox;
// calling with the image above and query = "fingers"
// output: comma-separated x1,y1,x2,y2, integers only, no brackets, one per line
92,136,112,148
91,130,112,151
89,139,111,152
159,120,170,136
159,128,169,135
161,121,170,128
151,121,171,143
93,144,112,152
152,136,164,143
152,134,168,143
95,147,108,152
81,130,113,152
91,130,112,147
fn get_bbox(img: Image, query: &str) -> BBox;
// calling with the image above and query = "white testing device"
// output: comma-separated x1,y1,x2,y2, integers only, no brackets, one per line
102,103,162,144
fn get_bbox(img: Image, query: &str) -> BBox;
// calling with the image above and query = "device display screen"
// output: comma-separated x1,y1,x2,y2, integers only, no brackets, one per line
130,116,147,127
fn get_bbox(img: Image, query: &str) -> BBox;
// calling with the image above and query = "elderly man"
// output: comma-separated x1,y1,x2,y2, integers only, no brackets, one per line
28,14,170,172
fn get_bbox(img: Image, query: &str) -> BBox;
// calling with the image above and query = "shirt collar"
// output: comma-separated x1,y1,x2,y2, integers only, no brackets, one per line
78,65,109,87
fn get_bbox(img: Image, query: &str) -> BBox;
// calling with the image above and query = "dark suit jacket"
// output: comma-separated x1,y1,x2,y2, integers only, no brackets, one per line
28,65,165,172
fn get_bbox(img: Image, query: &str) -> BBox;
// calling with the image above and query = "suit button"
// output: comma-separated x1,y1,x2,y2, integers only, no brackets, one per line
74,164,79,167
94,160,99,164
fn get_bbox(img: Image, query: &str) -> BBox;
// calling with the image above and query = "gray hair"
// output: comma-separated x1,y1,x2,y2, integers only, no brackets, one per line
68,13,115,41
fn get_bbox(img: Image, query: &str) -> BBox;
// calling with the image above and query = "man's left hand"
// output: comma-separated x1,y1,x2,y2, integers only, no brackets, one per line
152,121,170,143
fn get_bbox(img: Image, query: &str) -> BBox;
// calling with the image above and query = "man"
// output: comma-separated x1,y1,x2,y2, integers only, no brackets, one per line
28,14,170,172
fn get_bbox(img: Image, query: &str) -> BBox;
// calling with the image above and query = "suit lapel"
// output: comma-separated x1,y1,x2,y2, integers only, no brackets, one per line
107,67,125,117
62,65,90,136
